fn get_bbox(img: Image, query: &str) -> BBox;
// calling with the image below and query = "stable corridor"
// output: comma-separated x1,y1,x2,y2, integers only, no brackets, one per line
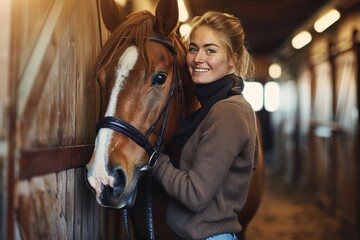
245,168,344,240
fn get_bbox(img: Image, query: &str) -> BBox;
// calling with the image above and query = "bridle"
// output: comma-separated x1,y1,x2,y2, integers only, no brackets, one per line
95,36,183,240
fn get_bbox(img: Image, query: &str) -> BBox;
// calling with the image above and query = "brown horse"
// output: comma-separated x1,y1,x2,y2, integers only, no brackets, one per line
85,0,264,239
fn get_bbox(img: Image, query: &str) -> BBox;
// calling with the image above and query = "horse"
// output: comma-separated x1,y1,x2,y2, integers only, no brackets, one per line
85,0,265,239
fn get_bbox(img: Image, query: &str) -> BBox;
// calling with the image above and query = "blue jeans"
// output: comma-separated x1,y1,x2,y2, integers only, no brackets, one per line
204,233,239,240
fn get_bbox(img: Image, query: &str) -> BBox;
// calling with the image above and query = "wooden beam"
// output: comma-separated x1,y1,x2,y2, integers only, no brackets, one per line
17,0,75,120
3,0,15,238
19,144,94,179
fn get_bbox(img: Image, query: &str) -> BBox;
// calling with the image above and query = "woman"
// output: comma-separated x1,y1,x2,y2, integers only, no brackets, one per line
152,11,257,240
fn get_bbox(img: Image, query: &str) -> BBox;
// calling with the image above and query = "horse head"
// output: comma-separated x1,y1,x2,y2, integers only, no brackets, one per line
86,0,195,209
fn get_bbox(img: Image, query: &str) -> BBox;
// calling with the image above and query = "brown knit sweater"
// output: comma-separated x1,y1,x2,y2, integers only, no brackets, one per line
152,95,257,240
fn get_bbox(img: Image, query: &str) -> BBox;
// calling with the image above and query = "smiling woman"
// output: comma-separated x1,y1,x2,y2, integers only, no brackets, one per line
152,11,260,240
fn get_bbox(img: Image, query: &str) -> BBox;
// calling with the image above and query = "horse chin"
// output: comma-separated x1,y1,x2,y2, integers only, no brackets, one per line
97,185,138,209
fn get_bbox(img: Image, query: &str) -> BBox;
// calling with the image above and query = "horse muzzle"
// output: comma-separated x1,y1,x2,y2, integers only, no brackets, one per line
85,163,143,209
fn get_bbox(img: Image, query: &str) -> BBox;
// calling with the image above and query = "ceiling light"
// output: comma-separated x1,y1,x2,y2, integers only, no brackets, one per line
178,0,189,22
314,9,340,33
268,63,282,79
291,31,312,49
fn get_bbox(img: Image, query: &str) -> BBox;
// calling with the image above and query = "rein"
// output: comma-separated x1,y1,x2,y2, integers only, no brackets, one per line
96,36,182,240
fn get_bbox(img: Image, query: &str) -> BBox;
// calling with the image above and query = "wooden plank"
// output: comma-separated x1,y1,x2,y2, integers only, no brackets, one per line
5,0,17,238
0,0,11,109
17,181,38,239
0,148,8,239
72,0,101,145
1,0,12,238
47,176,59,238
19,144,93,179
13,0,53,78
33,178,47,238
354,31,360,240
73,168,82,240
58,25,77,147
80,168,89,239
65,169,75,239
56,171,69,239
17,174,70,239
17,0,75,121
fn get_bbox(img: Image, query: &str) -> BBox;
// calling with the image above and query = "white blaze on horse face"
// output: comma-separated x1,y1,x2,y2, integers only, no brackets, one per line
105,46,139,116
87,46,139,198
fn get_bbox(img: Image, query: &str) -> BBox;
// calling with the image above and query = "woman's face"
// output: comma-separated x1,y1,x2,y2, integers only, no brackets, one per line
186,25,235,84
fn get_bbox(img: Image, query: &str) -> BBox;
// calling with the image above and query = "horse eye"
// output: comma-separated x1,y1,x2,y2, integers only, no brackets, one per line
152,72,167,85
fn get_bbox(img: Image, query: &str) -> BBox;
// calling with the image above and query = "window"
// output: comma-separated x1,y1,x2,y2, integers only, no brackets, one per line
243,81,263,112
264,81,280,112
243,81,280,112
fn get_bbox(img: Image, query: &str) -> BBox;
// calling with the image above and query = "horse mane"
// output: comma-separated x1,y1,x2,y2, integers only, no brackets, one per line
94,10,187,78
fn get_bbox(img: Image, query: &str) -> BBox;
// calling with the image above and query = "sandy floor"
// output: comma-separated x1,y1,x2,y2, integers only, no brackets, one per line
244,169,344,240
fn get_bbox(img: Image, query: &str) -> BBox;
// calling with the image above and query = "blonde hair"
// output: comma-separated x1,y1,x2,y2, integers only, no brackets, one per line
186,11,255,80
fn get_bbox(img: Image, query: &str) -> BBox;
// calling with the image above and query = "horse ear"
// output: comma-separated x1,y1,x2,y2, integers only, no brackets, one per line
100,0,128,32
155,0,179,36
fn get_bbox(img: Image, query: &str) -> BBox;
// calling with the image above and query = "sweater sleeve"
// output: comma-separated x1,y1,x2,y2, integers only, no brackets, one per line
152,100,253,212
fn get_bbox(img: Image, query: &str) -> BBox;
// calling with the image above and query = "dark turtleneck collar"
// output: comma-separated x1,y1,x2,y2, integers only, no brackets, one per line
175,74,244,146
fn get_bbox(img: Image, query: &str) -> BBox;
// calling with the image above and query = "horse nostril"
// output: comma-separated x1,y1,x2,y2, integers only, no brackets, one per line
112,168,127,196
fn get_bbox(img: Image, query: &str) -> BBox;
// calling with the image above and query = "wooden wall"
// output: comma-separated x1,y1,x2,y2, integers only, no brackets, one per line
1,0,111,239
